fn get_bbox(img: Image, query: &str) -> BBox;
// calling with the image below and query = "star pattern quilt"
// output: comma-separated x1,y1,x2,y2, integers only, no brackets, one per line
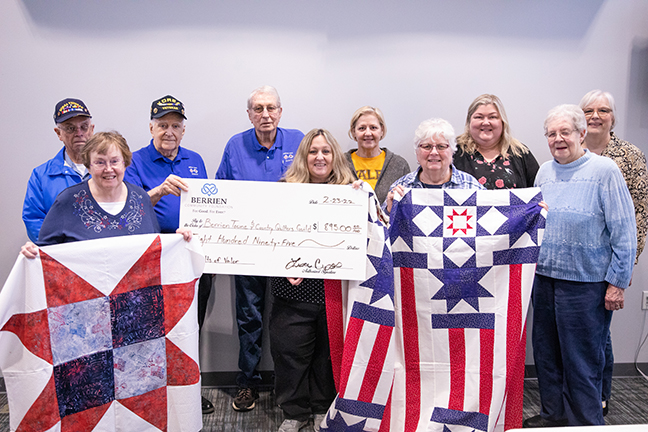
0,234,205,432
323,188,545,432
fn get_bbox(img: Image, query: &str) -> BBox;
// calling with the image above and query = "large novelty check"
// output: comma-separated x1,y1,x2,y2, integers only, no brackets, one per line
179,179,368,280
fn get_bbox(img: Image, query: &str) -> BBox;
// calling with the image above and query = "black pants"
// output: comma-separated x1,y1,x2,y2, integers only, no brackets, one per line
197,273,213,331
270,295,336,421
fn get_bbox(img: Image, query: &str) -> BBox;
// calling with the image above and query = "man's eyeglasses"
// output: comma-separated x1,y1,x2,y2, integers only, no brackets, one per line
58,123,91,134
251,105,279,114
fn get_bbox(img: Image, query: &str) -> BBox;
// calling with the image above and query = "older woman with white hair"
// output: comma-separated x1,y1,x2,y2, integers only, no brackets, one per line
384,118,484,214
579,89,648,416
580,90,647,261
524,104,636,428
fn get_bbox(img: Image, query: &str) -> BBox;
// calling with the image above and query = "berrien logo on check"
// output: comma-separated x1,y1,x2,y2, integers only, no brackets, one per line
201,183,219,196
192,183,227,204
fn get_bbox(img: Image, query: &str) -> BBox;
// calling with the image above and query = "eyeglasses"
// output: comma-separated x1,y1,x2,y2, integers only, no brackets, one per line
583,107,612,118
251,105,279,114
418,143,450,152
544,129,576,141
58,123,91,134
91,159,123,169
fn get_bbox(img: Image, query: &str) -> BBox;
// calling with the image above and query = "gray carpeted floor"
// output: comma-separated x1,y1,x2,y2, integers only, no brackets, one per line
1,377,647,431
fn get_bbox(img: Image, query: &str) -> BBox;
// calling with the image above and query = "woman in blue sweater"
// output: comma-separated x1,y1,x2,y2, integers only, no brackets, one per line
524,105,636,427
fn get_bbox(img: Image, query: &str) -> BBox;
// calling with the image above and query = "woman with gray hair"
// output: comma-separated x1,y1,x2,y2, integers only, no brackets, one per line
579,89,648,416
384,118,484,214
525,104,636,427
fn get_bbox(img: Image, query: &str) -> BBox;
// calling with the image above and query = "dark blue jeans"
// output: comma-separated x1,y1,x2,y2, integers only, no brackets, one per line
531,274,611,426
234,275,268,388
602,328,613,402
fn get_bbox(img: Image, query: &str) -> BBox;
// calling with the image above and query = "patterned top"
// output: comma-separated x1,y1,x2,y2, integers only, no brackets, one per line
388,165,485,192
38,180,160,246
453,145,539,190
271,277,325,304
382,165,485,214
599,132,648,262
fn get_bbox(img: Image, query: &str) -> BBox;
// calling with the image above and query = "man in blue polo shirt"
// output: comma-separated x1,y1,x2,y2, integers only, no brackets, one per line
124,95,214,414
23,98,95,242
216,85,304,412
125,95,207,232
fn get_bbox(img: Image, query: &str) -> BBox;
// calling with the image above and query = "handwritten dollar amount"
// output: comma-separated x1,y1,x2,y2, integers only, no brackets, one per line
317,222,362,233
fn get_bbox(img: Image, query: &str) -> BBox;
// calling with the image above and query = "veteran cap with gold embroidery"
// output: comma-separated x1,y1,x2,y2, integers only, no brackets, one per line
150,95,187,120
54,98,92,124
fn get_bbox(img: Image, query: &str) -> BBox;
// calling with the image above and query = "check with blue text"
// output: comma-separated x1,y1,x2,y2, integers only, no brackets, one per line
179,179,368,280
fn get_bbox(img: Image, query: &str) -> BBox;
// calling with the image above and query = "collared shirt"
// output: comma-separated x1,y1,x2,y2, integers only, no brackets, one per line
63,148,89,179
215,127,304,181
389,165,485,191
382,165,484,214
124,140,208,233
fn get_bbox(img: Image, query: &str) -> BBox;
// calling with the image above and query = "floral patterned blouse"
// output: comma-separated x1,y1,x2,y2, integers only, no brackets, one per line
453,145,539,190
600,132,648,261
38,180,160,246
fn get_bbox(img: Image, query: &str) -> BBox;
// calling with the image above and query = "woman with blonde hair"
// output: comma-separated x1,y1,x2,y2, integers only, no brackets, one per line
285,128,356,185
271,128,356,432
345,106,410,203
453,94,539,189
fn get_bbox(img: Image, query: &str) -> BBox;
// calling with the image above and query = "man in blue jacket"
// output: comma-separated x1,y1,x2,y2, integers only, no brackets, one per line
216,85,304,412
23,98,95,242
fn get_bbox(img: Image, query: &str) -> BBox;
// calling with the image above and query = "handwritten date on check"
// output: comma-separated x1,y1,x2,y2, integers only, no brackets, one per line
179,179,369,280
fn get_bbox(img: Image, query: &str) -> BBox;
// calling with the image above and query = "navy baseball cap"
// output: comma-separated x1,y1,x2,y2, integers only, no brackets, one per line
150,95,187,120
54,98,92,124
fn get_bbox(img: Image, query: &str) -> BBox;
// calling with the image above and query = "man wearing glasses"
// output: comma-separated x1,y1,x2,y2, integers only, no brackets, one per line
216,85,304,412
23,98,95,242
124,95,214,414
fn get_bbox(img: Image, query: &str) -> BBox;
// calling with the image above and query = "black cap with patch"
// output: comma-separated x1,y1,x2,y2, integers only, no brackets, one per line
54,98,92,124
150,95,187,120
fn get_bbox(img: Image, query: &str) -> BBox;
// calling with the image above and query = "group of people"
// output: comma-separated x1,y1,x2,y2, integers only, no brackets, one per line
18,86,646,431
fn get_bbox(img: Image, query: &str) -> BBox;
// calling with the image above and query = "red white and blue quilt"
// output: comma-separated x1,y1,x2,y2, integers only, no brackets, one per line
323,188,545,432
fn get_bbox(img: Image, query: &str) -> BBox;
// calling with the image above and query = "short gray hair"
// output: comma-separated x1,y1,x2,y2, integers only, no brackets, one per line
579,89,616,129
247,85,281,109
413,118,456,152
544,104,587,135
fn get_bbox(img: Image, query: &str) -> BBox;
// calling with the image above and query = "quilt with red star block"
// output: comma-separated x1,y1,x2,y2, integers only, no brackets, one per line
0,234,205,432
322,188,545,432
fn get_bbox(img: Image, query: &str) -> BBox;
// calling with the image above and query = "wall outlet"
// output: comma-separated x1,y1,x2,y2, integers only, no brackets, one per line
643,291,648,310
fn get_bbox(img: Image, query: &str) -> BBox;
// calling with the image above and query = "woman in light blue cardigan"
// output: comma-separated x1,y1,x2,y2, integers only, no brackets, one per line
524,105,636,428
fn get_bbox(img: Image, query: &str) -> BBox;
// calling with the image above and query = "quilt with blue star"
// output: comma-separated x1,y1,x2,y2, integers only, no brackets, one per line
0,234,205,432
322,188,545,432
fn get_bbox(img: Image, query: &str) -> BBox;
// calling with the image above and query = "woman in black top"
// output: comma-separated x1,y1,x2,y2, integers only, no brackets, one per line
453,94,539,189
270,128,356,432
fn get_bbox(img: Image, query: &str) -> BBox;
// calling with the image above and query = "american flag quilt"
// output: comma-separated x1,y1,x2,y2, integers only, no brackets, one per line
323,188,545,432
0,234,205,432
